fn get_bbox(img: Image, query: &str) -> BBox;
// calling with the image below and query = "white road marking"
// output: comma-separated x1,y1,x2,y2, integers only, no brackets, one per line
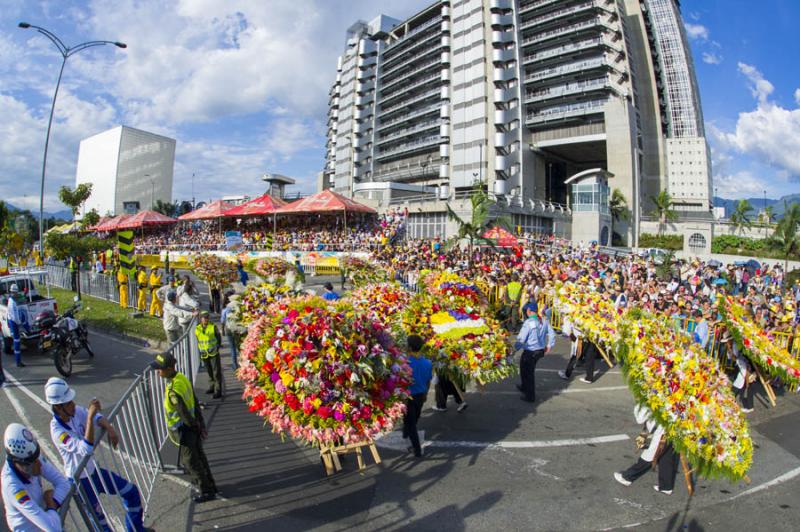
483,385,629,395
2,384,62,467
376,431,630,451
3,371,52,411
729,465,800,500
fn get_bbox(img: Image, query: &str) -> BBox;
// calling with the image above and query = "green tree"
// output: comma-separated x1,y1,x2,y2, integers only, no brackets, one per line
0,201,9,230
152,200,178,217
12,210,39,245
58,183,93,216
609,188,630,246
649,190,678,236
773,201,800,271
44,232,110,261
81,208,101,230
445,182,512,266
729,199,754,236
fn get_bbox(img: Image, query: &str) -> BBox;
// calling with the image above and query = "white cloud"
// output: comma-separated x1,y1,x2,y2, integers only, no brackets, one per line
684,23,709,41
713,170,768,199
795,88,800,106
737,63,774,104
702,52,722,65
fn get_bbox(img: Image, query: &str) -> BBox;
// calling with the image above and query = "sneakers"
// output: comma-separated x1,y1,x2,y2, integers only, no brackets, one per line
558,370,569,381
432,406,447,412
653,485,673,495
614,472,632,486
741,407,754,413
579,377,593,384
193,492,217,503
457,402,468,413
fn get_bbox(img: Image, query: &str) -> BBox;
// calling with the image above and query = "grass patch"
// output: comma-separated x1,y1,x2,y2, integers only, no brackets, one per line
46,286,165,342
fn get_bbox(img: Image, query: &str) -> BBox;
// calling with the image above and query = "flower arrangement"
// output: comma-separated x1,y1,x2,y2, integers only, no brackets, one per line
237,297,412,446
422,271,485,307
720,296,800,389
552,282,752,482
401,293,514,385
249,257,293,283
340,256,388,287
190,254,239,288
347,283,412,333
238,283,296,327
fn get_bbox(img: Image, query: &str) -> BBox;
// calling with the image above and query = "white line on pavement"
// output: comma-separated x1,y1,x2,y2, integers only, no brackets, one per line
482,385,629,395
3,371,52,411
729,465,800,500
428,434,630,449
2,384,62,467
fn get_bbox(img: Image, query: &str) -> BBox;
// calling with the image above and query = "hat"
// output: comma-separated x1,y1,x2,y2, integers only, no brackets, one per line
199,310,210,318
523,302,538,314
9,284,18,293
150,352,176,370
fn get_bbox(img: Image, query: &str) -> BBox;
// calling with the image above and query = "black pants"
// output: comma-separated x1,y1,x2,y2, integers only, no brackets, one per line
621,443,678,491
435,375,463,408
179,427,217,494
403,394,426,456
203,352,223,395
520,349,545,401
581,342,598,382
70,271,78,292
735,384,755,409
210,289,221,314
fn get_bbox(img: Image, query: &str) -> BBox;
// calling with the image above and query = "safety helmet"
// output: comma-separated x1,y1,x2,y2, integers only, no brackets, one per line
9,284,19,293
4,423,41,464
44,377,76,405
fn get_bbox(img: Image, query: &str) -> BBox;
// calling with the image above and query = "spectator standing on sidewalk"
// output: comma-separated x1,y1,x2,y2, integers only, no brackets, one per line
151,353,218,503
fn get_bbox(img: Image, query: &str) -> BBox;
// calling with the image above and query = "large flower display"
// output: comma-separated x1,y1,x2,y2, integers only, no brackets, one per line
249,257,294,283
237,283,296,327
720,296,800,389
422,270,486,307
190,254,239,287
347,283,412,333
340,256,388,287
237,297,411,446
553,282,752,481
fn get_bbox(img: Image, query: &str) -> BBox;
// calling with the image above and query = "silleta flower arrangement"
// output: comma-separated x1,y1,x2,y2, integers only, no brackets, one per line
347,283,412,334
721,296,800,389
340,256,388,287
553,282,752,481
237,297,412,446
249,257,294,283
238,283,295,327
190,254,239,288
423,270,485,307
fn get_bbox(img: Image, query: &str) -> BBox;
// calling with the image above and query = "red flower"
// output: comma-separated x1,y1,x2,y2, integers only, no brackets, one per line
317,406,332,419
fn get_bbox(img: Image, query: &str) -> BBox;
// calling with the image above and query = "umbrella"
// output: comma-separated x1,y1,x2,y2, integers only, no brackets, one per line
713,278,728,286
179,200,235,221
116,210,177,230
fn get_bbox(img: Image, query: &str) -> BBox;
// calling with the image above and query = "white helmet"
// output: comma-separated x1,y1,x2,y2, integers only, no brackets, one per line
4,423,40,464
44,377,76,405
9,284,19,293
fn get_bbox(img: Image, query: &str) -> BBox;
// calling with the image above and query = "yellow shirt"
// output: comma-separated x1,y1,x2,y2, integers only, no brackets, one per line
149,272,162,288
137,271,147,287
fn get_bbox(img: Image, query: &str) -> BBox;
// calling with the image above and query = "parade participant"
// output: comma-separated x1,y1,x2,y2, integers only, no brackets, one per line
209,279,221,315
321,282,341,301
403,335,432,458
136,266,148,312
614,404,678,495
236,260,248,287
117,266,129,308
6,284,28,368
558,315,582,381
693,309,710,350
515,302,556,402
220,293,239,370
195,311,224,399
2,423,70,532
432,372,467,413
163,291,198,343
45,378,152,532
150,353,218,502
731,340,756,413
148,267,163,317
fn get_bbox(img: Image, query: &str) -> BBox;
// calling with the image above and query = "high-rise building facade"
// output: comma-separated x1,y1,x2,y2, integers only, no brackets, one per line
323,0,711,244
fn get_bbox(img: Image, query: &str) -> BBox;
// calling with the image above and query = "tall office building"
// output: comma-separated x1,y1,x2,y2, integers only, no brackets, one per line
323,0,711,244
75,126,176,216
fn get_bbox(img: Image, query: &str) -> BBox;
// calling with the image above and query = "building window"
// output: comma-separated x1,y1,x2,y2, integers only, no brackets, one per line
688,233,706,253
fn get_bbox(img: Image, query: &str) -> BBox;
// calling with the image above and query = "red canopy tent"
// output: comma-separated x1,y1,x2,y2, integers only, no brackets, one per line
482,226,518,247
274,190,376,215
93,214,131,232
116,210,177,230
179,200,234,221
222,194,287,217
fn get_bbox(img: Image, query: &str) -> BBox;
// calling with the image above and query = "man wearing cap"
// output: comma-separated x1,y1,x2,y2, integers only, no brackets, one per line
6,284,29,368
194,311,224,399
515,302,556,402
151,353,217,503
322,282,341,301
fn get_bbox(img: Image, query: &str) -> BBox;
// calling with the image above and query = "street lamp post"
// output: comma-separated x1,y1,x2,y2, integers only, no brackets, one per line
764,190,767,236
18,22,126,259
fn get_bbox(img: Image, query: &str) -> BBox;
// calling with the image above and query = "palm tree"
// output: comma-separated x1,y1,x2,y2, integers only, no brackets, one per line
728,199,754,236
649,190,678,236
445,182,512,266
609,188,629,245
763,205,775,225
773,201,800,271
152,200,178,217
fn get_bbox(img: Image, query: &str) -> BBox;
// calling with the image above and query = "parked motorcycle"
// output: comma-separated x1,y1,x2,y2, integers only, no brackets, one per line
35,297,94,377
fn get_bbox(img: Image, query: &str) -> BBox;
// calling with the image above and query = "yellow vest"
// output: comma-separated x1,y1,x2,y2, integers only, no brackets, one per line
117,270,128,285
164,372,194,433
195,323,219,356
137,271,147,288
507,281,522,302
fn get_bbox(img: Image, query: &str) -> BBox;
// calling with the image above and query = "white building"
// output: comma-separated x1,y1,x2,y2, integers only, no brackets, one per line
75,125,176,216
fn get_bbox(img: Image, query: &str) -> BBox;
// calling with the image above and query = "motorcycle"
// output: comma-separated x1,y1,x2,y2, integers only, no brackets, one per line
35,297,94,377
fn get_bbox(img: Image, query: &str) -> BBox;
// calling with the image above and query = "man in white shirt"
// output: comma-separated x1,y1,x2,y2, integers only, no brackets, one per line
163,291,198,343
2,422,70,532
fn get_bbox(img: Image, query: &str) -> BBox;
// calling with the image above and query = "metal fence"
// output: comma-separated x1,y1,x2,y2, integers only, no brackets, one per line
57,319,200,530
45,264,138,310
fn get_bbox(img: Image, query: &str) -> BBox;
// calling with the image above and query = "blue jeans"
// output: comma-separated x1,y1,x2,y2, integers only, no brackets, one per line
9,321,21,365
228,333,239,370
80,468,144,532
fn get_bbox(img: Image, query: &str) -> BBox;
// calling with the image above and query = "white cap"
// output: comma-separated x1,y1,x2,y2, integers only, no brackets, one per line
4,423,40,463
9,284,18,293
44,377,76,405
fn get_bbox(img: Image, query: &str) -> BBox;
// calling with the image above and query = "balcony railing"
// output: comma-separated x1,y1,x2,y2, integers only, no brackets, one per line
525,98,606,124
380,44,444,79
380,57,442,91
380,71,442,104
524,56,608,82
375,119,441,146
520,16,616,47
384,16,442,54
522,36,621,64
377,102,443,131
519,0,612,31
375,135,442,160
378,87,441,117
525,77,609,103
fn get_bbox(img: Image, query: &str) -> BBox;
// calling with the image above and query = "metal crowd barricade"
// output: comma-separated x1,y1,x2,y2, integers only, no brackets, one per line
57,319,199,530
45,264,142,310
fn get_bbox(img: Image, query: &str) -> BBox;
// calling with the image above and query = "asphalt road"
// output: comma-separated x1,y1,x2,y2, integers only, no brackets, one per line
2,276,800,531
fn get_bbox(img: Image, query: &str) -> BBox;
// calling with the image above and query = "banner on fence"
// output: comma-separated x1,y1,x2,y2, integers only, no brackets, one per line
118,231,135,275
225,230,243,250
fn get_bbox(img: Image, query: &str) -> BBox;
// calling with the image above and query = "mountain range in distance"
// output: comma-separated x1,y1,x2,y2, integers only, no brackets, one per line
713,194,800,219
4,202,73,221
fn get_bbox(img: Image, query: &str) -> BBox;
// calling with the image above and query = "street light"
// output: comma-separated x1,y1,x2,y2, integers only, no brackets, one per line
18,22,126,259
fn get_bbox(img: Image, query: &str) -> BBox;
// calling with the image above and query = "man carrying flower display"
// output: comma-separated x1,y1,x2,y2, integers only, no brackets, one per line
515,302,555,403
614,404,678,495
403,335,432,458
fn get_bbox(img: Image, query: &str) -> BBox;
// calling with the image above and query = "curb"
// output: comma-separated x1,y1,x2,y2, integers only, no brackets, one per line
86,325,168,351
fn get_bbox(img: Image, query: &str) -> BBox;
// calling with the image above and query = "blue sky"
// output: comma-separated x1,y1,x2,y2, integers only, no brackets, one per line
0,0,798,214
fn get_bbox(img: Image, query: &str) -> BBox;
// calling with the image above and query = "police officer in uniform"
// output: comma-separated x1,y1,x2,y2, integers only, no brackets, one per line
150,353,218,503
194,311,224,398
2,423,70,531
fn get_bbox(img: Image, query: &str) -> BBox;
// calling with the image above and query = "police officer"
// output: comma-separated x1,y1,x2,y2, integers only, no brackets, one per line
514,302,556,403
150,353,218,503
6,284,28,368
45,377,152,531
2,423,70,531
194,311,223,398
136,266,148,312
148,267,163,317
69,256,78,292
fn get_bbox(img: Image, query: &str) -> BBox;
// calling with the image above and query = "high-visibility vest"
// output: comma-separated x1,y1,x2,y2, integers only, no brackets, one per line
137,271,147,288
69,258,77,272
507,281,522,302
164,372,195,433
117,270,128,285
195,323,218,355
149,272,162,289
